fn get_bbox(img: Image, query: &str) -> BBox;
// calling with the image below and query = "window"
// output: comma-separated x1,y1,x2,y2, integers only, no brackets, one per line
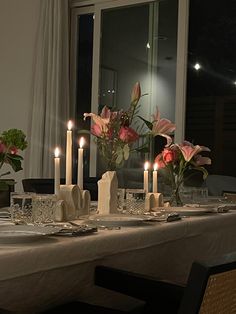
71,0,186,184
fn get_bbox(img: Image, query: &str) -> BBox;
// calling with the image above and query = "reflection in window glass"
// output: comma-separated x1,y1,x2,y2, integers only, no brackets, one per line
186,0,236,176
74,14,94,180
98,1,178,187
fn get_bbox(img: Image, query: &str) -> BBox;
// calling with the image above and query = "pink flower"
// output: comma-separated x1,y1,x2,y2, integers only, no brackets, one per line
151,108,176,146
177,144,202,162
91,124,102,137
0,142,6,153
9,146,18,155
131,82,141,104
119,127,139,143
177,142,211,162
154,153,166,169
84,107,110,134
163,148,177,163
194,154,211,166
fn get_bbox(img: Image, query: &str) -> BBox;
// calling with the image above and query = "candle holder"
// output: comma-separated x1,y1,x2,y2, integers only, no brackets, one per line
145,192,164,211
55,185,91,221
97,171,118,215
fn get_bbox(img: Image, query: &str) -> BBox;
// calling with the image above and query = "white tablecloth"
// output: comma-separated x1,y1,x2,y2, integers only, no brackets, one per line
1,212,236,312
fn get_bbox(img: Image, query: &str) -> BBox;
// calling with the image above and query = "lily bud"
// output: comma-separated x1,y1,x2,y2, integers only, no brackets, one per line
131,82,141,104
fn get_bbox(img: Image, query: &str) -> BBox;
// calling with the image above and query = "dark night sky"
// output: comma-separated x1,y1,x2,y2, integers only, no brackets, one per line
187,0,236,97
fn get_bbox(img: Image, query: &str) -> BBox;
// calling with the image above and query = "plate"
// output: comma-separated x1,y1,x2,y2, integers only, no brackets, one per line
162,207,213,216
87,214,145,227
0,225,60,243
184,203,236,212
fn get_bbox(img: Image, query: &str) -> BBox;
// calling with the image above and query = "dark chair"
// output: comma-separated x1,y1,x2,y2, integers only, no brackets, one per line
205,174,236,196
43,252,236,314
95,252,236,313
22,178,99,200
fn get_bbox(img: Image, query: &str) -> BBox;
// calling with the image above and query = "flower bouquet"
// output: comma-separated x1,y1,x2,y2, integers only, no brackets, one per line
155,141,211,206
84,82,176,171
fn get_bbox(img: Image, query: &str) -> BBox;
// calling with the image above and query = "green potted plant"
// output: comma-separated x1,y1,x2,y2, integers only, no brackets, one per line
0,129,27,207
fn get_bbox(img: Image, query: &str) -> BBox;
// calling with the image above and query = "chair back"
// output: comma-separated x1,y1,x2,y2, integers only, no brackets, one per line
0,179,14,208
205,174,236,196
22,178,98,200
179,252,236,314
22,178,65,194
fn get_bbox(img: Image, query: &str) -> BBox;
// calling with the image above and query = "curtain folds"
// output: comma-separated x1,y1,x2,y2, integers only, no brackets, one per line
26,0,70,178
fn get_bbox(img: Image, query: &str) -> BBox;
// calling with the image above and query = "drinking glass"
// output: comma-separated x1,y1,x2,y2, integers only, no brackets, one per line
117,188,125,212
191,187,208,204
10,192,34,224
32,194,57,224
125,189,146,215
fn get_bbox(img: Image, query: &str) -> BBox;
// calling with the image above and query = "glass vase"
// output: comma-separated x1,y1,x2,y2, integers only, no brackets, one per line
169,177,184,207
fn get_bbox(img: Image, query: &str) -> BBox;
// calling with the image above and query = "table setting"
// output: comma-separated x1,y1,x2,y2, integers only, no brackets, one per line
0,191,236,312
0,83,236,312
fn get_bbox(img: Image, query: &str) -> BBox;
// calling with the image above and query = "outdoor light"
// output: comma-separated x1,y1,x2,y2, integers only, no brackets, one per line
194,63,201,71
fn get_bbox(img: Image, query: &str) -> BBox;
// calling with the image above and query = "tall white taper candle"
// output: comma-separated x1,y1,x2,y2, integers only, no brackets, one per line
144,161,149,193
77,137,85,190
66,120,73,185
152,163,158,193
54,147,60,196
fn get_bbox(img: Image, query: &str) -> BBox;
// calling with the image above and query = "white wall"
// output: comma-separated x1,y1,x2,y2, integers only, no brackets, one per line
0,0,41,190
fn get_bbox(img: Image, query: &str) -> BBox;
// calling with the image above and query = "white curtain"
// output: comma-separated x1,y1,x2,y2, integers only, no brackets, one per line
26,0,70,178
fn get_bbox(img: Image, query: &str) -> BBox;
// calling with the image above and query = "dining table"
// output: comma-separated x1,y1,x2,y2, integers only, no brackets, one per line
0,207,236,313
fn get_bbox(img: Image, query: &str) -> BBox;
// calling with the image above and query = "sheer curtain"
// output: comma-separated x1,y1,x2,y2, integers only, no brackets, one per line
26,0,70,178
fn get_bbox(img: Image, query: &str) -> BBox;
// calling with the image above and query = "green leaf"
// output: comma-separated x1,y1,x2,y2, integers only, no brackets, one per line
116,151,123,165
7,157,22,172
137,116,153,130
7,154,23,161
135,146,150,153
1,129,27,150
191,166,208,180
123,144,130,160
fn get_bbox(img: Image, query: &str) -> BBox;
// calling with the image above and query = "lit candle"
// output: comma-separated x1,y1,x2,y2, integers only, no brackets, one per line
77,137,85,190
144,161,149,193
66,120,73,185
54,147,60,196
153,163,158,193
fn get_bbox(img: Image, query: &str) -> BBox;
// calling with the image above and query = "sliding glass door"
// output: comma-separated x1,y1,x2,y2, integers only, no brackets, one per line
71,0,184,184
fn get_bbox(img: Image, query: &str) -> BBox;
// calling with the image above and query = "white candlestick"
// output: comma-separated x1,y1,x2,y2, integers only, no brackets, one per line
77,137,85,190
153,163,158,193
144,161,149,193
66,120,73,185
54,147,60,196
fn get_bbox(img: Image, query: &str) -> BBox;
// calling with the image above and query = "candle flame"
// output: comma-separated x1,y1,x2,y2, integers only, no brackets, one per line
144,161,149,171
67,120,73,130
154,163,158,171
54,147,60,158
79,137,85,148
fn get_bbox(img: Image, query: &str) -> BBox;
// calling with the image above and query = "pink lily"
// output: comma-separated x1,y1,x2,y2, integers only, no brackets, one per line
84,107,110,134
91,124,103,137
119,126,139,143
131,82,141,104
151,108,176,146
194,154,211,166
177,144,202,162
